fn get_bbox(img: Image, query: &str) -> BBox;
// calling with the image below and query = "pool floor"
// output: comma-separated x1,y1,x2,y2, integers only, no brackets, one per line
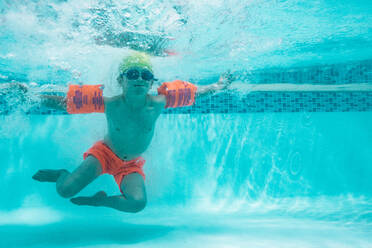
1,211,371,248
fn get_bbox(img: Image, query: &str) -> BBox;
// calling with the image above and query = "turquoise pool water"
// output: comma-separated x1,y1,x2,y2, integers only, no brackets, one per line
1,113,371,247
1,0,372,247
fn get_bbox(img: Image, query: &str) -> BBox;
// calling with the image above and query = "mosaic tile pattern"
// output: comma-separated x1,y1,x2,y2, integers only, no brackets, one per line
241,60,372,85
164,91,372,113
1,58,372,114
1,90,369,115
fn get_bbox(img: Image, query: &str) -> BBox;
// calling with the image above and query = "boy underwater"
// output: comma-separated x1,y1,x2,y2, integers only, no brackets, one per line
32,52,232,213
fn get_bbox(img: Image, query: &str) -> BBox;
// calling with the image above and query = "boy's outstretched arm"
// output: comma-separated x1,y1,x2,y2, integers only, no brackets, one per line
40,84,106,114
2,82,105,113
196,72,233,98
157,73,233,109
39,95,67,111
1,82,66,111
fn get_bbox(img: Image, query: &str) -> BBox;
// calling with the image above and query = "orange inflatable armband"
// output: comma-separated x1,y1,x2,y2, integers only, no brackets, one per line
157,80,197,108
66,85,105,114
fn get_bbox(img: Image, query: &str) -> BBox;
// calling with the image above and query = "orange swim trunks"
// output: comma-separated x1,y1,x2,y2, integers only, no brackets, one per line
83,141,145,194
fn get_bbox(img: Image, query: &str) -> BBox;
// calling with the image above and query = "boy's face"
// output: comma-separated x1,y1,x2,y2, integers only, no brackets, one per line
118,67,154,95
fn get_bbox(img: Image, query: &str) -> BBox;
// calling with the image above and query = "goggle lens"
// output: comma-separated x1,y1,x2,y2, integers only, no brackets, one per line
122,69,155,81
126,69,140,80
141,70,154,80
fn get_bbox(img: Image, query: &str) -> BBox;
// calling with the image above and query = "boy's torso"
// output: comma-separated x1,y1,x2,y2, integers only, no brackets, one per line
103,94,165,160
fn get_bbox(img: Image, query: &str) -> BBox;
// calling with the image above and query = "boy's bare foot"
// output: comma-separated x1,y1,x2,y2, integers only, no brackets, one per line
70,191,108,207
32,169,68,182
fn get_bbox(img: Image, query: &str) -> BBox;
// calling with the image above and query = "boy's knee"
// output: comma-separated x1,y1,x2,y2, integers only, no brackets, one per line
131,199,146,213
56,184,77,198
124,192,147,212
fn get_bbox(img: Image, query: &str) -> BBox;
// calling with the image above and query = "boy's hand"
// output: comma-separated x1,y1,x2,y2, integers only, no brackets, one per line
196,71,234,98
9,82,29,94
1,82,29,97
1,82,30,107
217,71,233,90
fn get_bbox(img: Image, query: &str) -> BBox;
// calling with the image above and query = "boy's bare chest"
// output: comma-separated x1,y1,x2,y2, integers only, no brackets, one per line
106,102,160,135
112,111,154,132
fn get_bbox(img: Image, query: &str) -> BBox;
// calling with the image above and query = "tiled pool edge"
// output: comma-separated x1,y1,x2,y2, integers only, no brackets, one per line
165,90,372,113
23,91,372,115
1,84,372,114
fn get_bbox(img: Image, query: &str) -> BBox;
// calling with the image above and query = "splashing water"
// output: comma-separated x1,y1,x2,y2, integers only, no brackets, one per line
0,0,371,84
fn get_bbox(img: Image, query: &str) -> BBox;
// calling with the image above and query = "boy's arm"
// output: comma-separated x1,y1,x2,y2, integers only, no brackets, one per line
63,84,105,114
2,83,105,113
39,95,67,111
0,83,66,112
40,92,109,113
156,74,233,109
196,73,233,98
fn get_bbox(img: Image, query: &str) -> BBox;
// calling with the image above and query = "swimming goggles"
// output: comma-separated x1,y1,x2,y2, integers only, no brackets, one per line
120,68,158,81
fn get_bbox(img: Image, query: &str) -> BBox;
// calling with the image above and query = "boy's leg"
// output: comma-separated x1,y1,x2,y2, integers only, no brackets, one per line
117,172,147,211
70,172,147,213
32,155,102,198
